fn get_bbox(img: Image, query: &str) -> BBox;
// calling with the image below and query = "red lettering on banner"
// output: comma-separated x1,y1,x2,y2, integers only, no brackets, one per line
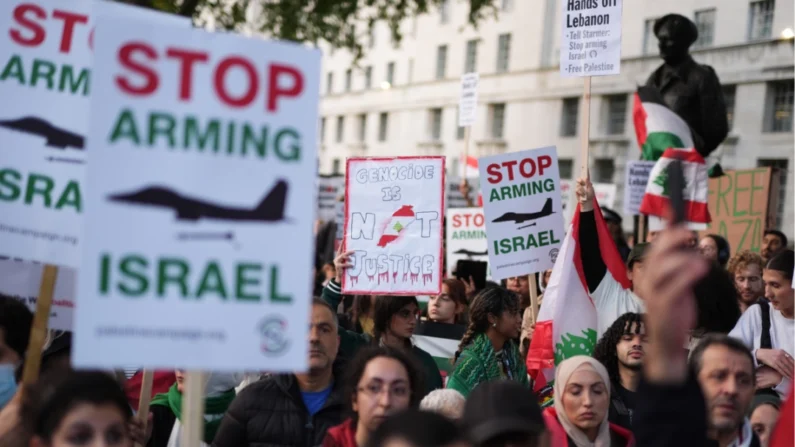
166,48,209,101
9,4,46,47
214,56,258,107
486,155,554,184
52,9,88,53
452,213,485,227
116,42,159,95
267,64,304,112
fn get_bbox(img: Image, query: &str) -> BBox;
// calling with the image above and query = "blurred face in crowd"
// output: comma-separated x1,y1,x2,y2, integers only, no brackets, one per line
506,277,529,300
353,357,412,433
627,260,646,291
0,329,20,365
428,284,463,324
761,234,784,261
763,269,794,317
750,404,780,447
696,345,755,435
308,303,339,372
561,366,609,436
33,403,131,447
490,307,522,340
542,270,553,287
389,302,419,339
735,263,764,306
174,370,185,393
699,237,719,263
616,322,647,371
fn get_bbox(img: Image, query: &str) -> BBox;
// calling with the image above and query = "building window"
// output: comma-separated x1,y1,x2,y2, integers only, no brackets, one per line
594,159,615,183
335,116,344,143
560,97,579,137
457,125,465,140
643,18,658,55
326,72,333,94
378,112,388,142
429,108,443,141
496,33,511,73
408,58,414,85
368,27,375,48
386,62,395,86
723,85,736,130
764,80,794,133
440,0,450,24
694,9,716,47
364,66,373,89
489,103,506,139
501,0,514,12
465,39,478,73
357,114,367,143
319,117,326,143
559,159,574,180
748,0,775,41
605,94,627,135
436,45,448,80
332,158,341,175
757,159,788,225
344,69,352,92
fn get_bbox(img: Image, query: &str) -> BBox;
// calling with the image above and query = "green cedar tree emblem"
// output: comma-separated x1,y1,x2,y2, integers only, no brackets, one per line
554,329,597,364
653,165,670,196
393,221,404,232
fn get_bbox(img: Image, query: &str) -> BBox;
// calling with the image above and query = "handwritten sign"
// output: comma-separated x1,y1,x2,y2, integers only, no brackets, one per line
560,0,622,77
343,157,445,295
704,168,777,253
458,73,479,127
623,161,656,216
318,175,344,222
446,208,488,276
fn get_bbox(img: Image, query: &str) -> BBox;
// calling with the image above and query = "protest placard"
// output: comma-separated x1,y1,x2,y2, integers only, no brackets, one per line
479,147,565,280
0,0,187,268
623,161,656,216
334,200,344,251
73,16,320,371
447,177,481,208
560,0,622,77
0,259,75,331
343,157,445,295
446,208,488,276
458,73,479,127
318,174,344,222
560,180,617,224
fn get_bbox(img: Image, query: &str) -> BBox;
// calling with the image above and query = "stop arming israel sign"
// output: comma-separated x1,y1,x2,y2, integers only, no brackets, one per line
479,147,565,280
73,15,320,372
343,157,445,295
446,208,488,277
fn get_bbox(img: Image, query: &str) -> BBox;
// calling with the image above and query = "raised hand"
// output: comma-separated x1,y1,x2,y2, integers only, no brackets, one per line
575,177,595,212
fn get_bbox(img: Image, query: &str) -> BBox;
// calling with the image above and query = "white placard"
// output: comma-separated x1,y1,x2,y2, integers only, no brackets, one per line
343,157,445,295
447,177,481,209
560,0,622,77
317,175,344,222
73,16,320,371
623,161,655,216
479,147,566,280
0,0,188,268
446,208,488,276
561,180,617,224
0,259,75,331
458,73,479,127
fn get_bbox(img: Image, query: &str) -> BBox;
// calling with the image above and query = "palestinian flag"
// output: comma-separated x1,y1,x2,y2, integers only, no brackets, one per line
633,86,694,161
639,148,711,224
377,205,415,247
527,203,630,407
414,321,466,379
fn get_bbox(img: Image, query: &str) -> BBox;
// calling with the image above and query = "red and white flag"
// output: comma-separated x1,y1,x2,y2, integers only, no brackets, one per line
463,155,479,179
376,205,415,247
639,148,711,224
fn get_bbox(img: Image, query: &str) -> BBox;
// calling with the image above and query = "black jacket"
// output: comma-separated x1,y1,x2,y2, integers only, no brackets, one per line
212,364,345,447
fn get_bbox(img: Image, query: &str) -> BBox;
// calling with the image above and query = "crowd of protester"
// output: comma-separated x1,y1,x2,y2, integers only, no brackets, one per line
0,175,793,447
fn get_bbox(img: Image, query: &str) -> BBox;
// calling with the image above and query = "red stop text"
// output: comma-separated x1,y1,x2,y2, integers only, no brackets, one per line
9,3,89,54
486,155,553,184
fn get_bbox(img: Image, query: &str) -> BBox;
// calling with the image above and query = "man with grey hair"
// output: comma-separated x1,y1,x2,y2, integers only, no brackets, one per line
420,389,466,420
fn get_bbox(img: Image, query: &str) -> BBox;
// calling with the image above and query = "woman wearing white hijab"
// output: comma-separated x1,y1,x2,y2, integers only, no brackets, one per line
542,356,634,447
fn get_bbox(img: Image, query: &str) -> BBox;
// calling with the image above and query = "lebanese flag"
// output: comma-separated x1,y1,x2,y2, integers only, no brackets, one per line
639,148,711,224
633,86,694,161
463,155,479,179
376,205,415,247
526,203,630,406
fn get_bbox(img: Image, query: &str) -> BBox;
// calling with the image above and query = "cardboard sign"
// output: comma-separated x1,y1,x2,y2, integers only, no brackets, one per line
343,157,445,295
704,168,778,253
0,0,187,268
73,16,320,371
446,208,488,276
0,259,75,331
561,180,617,224
317,175,344,222
623,161,656,216
458,73,479,127
447,177,481,209
479,147,565,280
560,0,622,77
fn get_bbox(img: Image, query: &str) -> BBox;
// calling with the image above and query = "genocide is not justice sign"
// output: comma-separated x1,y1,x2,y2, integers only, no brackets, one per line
73,15,320,372
479,147,565,280
343,157,445,295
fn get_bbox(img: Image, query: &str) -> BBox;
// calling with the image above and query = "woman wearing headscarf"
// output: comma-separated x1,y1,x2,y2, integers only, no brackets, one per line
543,356,634,447
148,371,240,447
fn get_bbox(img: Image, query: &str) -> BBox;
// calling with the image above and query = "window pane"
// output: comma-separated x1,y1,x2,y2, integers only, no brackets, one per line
497,34,511,73
336,116,344,142
365,66,372,89
766,81,794,132
320,117,326,142
332,159,341,174
465,40,478,73
430,108,443,140
643,18,658,55
559,159,574,180
694,9,716,48
457,125,465,140
440,0,450,24
723,85,736,130
436,45,448,80
358,114,367,142
491,104,505,139
749,0,775,41
345,69,352,92
386,62,395,85
594,159,615,183
326,72,333,94
606,95,627,135
378,112,388,142
501,0,514,12
560,97,579,137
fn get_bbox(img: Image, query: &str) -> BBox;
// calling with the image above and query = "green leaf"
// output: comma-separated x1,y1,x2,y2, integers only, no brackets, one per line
554,329,597,364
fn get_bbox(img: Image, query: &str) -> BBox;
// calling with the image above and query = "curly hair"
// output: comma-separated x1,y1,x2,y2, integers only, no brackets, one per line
726,251,764,279
454,286,518,363
373,296,419,348
592,313,644,388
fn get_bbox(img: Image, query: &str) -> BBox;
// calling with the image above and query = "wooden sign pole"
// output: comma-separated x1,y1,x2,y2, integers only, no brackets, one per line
528,273,539,324
134,370,155,447
462,126,474,207
181,371,207,446
21,264,58,386
580,77,592,180
637,215,646,244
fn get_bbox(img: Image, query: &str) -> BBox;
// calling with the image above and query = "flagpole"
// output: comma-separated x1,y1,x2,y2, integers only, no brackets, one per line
580,77,592,180
462,126,474,207
528,273,539,325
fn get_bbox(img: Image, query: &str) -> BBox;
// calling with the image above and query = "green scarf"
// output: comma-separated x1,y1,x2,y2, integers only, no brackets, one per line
149,383,236,444
451,333,528,393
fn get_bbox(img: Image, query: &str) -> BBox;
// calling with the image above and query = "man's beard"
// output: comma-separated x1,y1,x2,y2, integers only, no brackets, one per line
619,357,643,371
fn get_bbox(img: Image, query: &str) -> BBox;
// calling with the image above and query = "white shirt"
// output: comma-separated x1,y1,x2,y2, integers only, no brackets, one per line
729,303,794,397
592,274,646,337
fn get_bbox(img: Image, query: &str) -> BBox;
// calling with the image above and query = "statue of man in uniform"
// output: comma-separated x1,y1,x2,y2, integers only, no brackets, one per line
646,14,729,158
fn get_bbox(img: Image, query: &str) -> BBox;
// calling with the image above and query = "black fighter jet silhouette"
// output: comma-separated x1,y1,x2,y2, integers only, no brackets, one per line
108,180,288,223
0,117,84,149
492,198,553,224
453,248,488,258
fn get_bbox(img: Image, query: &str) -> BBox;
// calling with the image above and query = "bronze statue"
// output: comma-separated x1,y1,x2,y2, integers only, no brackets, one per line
645,14,729,158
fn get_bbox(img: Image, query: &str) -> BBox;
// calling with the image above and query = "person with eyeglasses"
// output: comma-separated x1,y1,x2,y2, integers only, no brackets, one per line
323,346,424,447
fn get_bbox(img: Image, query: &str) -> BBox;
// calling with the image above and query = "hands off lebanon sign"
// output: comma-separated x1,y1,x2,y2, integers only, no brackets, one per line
479,147,565,280
343,157,444,295
74,16,320,371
